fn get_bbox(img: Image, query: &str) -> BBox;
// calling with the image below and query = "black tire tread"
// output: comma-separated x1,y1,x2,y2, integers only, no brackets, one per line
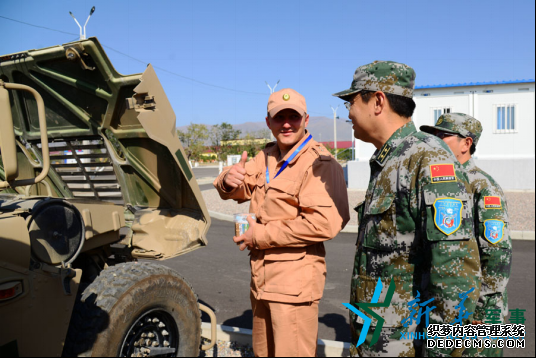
63,262,201,357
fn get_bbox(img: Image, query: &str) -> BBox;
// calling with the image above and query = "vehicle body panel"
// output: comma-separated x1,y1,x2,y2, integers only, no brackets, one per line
0,212,82,356
0,37,211,259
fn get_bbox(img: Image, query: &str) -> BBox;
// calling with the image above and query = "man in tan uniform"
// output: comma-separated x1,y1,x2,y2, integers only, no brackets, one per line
214,88,350,357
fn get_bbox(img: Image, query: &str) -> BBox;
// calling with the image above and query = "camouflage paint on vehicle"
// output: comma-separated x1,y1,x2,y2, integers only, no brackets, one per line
349,121,481,357
0,37,214,356
0,208,82,356
0,37,210,260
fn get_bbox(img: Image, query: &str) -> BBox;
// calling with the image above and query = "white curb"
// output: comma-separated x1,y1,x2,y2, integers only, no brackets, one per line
196,177,217,185
208,210,234,222
511,231,535,240
341,225,358,233
201,322,351,357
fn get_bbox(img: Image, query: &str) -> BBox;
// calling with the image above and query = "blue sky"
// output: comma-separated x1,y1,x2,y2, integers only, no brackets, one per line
0,0,534,126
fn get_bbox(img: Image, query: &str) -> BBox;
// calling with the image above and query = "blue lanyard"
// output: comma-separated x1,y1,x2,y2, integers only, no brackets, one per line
266,134,313,184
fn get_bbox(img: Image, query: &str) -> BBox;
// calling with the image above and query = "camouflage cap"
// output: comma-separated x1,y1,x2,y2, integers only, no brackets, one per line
420,113,483,146
332,61,416,100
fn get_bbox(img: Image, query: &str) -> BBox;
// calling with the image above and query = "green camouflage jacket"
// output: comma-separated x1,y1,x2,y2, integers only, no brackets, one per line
461,158,512,357
350,121,481,357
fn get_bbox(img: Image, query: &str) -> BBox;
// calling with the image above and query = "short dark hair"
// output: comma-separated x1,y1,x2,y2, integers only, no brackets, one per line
358,90,416,118
455,136,477,155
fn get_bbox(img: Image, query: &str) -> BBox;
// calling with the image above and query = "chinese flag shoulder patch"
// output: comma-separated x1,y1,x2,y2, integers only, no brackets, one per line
430,164,457,183
484,196,502,209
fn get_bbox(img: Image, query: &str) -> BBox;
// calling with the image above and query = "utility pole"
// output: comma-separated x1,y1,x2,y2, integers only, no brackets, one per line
331,105,339,160
346,119,355,160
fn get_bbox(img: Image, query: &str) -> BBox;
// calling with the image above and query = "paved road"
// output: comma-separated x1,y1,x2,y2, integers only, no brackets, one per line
192,167,220,180
199,183,215,192
161,219,534,356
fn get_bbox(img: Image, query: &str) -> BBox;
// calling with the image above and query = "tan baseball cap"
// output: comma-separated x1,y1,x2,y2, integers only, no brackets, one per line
267,88,307,117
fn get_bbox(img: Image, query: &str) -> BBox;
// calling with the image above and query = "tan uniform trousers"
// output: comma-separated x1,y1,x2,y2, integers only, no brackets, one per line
250,293,320,357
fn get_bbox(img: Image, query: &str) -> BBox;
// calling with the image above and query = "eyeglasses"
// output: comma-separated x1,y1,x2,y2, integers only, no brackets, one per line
435,131,465,140
344,92,362,111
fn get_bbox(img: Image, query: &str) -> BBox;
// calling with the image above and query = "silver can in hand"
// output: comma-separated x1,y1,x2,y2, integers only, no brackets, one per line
234,213,256,244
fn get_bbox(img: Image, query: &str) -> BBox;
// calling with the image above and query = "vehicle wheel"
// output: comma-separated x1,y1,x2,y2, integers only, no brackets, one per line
63,262,201,357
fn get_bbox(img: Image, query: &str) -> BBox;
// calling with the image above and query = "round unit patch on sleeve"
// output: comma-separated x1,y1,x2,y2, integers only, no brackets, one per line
484,219,505,244
433,198,463,235
484,196,502,209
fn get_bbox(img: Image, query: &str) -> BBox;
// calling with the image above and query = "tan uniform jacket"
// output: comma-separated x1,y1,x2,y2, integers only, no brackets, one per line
214,134,350,303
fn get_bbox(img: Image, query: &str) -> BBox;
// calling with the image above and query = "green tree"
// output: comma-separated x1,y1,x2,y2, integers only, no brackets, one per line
177,123,209,161
322,143,353,162
253,129,272,140
218,143,242,162
337,148,353,161
242,132,267,155
322,142,336,156
210,122,241,146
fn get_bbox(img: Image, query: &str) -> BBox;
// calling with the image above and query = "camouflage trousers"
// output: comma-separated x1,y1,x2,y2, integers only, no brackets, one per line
349,320,422,357
462,344,503,357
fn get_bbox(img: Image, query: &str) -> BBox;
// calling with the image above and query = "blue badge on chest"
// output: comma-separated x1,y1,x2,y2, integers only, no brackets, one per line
484,219,505,244
433,198,463,235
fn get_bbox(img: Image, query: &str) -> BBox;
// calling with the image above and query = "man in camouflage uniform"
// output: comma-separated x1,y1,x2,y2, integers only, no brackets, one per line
333,61,481,357
421,113,512,357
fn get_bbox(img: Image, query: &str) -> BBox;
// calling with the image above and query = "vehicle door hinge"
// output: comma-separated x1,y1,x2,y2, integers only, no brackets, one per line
126,93,156,110
65,46,95,71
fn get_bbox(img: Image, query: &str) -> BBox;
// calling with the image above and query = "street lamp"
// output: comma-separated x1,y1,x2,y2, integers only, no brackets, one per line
265,80,280,142
265,80,280,94
69,6,96,41
330,105,339,160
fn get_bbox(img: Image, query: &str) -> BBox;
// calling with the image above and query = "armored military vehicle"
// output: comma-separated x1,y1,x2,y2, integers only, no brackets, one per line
0,37,216,357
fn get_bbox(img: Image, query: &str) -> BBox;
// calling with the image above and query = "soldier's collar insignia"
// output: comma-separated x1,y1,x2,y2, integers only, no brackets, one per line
430,163,456,183
375,144,392,166
484,219,505,244
433,198,463,236
484,196,502,209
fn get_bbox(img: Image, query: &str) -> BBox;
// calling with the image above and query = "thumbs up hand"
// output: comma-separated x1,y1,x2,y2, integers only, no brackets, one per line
224,151,248,189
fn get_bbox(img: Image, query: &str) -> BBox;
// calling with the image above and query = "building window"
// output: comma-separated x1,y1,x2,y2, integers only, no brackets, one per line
494,104,516,133
433,107,451,124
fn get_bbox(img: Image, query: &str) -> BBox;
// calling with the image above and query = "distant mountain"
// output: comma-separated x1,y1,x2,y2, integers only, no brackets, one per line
306,116,354,143
177,116,354,143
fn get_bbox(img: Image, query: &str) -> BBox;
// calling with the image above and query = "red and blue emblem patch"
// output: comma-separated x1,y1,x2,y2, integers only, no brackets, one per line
433,198,463,235
484,219,505,244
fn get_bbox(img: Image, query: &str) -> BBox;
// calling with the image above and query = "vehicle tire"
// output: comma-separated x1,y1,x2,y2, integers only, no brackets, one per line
63,262,201,357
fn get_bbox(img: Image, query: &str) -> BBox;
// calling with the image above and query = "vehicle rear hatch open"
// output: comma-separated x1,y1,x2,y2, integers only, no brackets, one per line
0,37,210,259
